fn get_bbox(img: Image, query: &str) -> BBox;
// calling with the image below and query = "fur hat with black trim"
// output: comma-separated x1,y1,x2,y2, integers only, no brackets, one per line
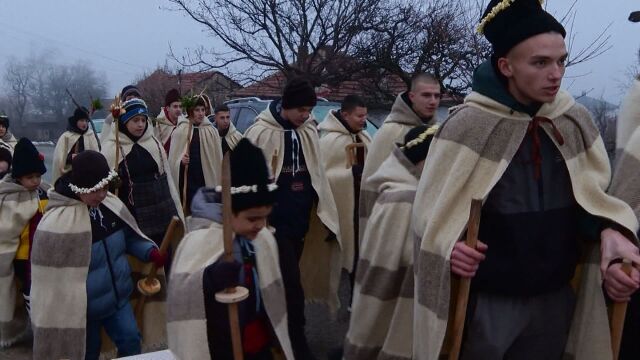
281,77,317,110
479,0,566,57
401,124,439,165
216,138,277,212
69,150,118,194
11,138,46,178
165,88,181,107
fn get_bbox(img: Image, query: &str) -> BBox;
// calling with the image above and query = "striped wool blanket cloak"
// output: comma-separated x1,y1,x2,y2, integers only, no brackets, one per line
615,79,640,156
0,177,50,347
344,147,420,360
611,78,640,218
101,122,184,225
412,90,639,360
30,191,165,359
167,223,294,359
51,129,100,183
154,107,186,150
0,139,14,154
0,133,17,152
319,110,372,272
221,121,243,151
168,117,223,210
245,109,343,312
359,93,434,246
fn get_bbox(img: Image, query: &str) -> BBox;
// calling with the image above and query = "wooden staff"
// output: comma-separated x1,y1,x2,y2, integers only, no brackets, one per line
345,143,367,169
215,152,249,360
449,199,482,360
135,216,181,330
271,149,279,179
181,123,194,215
610,261,633,359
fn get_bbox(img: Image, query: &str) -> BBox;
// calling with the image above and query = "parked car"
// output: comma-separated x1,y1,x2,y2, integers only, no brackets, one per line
225,97,378,136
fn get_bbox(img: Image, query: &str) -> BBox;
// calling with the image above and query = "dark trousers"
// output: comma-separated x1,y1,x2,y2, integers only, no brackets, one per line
621,291,640,359
275,235,310,357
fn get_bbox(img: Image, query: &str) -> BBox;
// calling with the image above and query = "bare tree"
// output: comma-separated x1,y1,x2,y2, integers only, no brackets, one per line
3,57,34,127
168,0,384,85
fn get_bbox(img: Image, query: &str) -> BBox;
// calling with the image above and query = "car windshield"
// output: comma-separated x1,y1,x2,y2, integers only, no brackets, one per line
90,119,105,133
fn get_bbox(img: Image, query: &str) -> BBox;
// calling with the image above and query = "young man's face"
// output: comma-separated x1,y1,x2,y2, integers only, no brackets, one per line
0,124,6,137
191,106,206,125
342,106,368,132
77,119,89,131
79,187,108,208
409,82,441,120
498,32,568,105
17,173,42,191
125,115,148,138
282,106,313,128
167,101,182,122
231,205,273,240
215,111,231,131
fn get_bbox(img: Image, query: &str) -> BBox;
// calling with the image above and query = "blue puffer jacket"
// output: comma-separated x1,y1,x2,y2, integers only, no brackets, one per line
86,227,154,320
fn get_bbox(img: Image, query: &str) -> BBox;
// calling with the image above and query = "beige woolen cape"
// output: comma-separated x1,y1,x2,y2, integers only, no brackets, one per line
412,90,638,360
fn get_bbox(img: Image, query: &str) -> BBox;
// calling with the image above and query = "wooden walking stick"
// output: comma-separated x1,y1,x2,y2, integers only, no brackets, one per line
610,260,633,360
448,198,482,360
345,143,367,169
135,216,181,330
216,152,249,360
181,123,193,215
271,149,279,179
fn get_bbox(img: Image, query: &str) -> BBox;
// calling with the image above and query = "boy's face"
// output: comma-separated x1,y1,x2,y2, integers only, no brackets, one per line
78,187,108,208
125,115,148,138
0,124,6,137
343,106,368,132
167,101,182,122
497,32,568,105
17,173,42,191
77,119,89,131
282,106,313,128
215,111,231,131
231,205,273,240
191,106,206,125
0,161,9,174
409,82,441,119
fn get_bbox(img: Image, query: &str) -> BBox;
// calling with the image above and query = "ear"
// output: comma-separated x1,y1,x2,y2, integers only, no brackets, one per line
497,57,514,78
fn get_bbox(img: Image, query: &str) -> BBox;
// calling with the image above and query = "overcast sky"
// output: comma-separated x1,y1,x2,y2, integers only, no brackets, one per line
0,0,638,104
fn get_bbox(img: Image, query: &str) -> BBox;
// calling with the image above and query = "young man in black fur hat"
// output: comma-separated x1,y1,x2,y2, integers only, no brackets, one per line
245,78,341,360
411,1,640,359
155,88,185,154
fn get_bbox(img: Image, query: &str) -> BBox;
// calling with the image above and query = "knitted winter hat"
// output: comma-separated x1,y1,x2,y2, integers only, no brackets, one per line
164,88,181,107
69,150,118,194
121,85,142,100
401,125,439,165
68,107,90,133
217,138,277,212
281,77,317,110
119,98,149,125
11,138,46,178
0,146,11,167
0,115,9,129
479,0,566,57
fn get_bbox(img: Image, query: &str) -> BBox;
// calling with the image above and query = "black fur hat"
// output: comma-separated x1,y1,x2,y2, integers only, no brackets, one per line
402,125,438,165
281,77,317,110
11,138,46,178
479,0,566,57
225,138,276,212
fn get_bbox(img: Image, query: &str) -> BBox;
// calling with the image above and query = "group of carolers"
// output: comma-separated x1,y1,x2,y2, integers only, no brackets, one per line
3,1,640,359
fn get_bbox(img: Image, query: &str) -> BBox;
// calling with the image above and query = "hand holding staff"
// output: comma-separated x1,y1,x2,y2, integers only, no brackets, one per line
135,216,181,329
610,261,633,360
449,199,482,360
215,152,249,360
